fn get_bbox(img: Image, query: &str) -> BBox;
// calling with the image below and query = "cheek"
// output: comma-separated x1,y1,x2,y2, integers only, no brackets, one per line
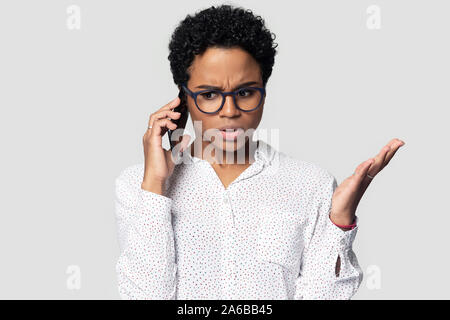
189,104,205,122
188,105,211,134
250,108,264,127
187,103,200,122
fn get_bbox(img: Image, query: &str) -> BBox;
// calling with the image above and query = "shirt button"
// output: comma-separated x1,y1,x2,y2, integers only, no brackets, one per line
223,196,229,204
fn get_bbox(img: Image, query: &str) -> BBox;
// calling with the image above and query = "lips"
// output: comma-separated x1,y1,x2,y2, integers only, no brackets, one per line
217,126,244,141
218,125,243,131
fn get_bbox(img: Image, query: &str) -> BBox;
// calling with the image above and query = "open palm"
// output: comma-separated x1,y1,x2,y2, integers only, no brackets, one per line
330,138,406,226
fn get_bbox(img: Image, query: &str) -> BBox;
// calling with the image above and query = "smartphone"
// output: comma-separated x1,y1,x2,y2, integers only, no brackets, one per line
167,88,188,151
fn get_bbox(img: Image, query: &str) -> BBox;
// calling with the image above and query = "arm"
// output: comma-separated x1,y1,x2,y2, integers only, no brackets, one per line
294,174,363,299
114,168,177,299
330,214,357,276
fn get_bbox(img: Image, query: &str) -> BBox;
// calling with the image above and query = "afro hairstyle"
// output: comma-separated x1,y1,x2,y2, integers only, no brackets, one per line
167,4,278,90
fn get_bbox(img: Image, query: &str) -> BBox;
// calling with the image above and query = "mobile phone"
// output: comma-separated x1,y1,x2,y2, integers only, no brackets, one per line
167,88,188,151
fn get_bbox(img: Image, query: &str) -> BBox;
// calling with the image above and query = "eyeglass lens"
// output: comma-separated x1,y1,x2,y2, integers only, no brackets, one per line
196,88,262,112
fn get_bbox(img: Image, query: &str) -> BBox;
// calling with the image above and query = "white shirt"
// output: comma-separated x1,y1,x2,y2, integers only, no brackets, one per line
114,139,363,300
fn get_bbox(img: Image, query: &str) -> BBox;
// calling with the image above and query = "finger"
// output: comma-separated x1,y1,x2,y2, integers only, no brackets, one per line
353,157,373,176
351,158,375,199
148,110,181,130
383,138,404,159
149,118,177,141
354,158,374,181
160,97,180,112
381,139,405,169
367,145,391,177
148,110,181,127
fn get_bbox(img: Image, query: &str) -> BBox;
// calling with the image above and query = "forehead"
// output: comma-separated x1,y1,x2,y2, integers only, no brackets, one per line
188,47,261,84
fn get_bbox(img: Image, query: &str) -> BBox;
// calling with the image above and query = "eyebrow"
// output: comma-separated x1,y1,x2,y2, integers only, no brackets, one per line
195,81,260,91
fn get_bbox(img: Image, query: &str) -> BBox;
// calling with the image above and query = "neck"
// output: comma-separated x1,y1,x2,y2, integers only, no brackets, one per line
189,139,258,166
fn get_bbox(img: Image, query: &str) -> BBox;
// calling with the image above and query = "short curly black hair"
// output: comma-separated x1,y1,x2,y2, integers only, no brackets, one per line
168,4,278,89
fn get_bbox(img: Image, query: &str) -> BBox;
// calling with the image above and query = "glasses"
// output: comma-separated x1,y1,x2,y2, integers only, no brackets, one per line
181,83,266,114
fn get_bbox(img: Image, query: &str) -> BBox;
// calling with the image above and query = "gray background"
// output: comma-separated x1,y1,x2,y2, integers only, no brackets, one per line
0,0,448,299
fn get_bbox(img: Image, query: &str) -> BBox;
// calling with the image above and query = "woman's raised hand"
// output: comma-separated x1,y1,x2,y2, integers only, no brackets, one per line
330,138,406,227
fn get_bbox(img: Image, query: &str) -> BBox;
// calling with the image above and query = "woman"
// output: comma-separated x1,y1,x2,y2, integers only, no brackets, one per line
114,4,405,300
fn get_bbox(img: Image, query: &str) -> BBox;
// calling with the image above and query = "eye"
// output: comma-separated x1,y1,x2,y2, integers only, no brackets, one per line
200,91,219,100
237,89,252,97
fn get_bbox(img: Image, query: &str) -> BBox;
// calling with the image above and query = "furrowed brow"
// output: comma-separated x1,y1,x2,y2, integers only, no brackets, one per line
195,81,259,91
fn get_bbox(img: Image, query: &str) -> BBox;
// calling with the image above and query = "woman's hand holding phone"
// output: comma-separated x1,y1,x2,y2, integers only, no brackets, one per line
141,97,183,196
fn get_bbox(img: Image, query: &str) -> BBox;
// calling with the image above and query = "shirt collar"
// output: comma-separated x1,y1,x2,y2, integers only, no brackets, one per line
181,139,276,185
183,139,275,166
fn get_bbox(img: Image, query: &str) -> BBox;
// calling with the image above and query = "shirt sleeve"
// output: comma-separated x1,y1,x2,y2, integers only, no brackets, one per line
114,167,177,299
294,173,363,299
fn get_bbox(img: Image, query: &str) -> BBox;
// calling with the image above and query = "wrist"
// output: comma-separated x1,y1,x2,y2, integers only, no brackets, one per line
329,212,356,230
141,179,166,196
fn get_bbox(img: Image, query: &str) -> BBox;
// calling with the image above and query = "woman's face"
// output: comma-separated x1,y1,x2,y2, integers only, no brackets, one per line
185,46,265,157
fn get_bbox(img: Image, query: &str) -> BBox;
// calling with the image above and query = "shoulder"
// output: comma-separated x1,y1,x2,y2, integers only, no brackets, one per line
114,162,145,206
115,162,145,186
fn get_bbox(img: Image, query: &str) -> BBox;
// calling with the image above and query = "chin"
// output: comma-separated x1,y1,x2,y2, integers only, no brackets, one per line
212,135,249,163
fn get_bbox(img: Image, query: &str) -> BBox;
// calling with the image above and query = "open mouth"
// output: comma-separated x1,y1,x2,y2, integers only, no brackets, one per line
219,128,244,141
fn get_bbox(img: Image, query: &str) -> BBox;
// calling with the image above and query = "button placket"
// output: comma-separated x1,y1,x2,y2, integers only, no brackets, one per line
221,190,237,298
222,191,235,227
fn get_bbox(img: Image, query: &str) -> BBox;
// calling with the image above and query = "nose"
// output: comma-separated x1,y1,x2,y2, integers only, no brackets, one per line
219,94,240,116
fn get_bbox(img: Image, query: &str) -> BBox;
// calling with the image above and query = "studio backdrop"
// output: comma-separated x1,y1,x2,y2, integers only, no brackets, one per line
0,0,447,299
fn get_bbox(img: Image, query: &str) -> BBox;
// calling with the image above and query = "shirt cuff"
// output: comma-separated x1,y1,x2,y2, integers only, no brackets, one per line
137,187,173,220
327,214,359,252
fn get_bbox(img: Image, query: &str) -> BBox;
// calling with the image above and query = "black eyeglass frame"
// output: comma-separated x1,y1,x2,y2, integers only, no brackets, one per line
181,83,266,114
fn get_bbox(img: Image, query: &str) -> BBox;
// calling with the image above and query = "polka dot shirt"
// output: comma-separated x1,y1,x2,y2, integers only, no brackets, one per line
114,139,363,300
